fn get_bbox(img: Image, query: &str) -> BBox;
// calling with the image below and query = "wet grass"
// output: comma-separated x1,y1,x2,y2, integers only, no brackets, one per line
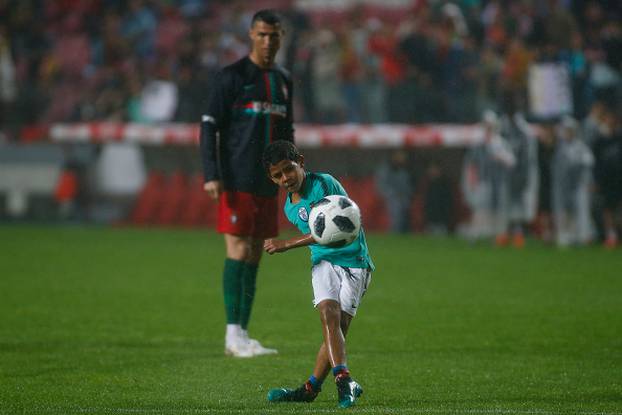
1,226,621,414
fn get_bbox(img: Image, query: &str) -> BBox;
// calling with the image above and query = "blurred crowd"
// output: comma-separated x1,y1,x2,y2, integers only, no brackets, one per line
461,103,622,248
1,0,621,245
0,0,621,137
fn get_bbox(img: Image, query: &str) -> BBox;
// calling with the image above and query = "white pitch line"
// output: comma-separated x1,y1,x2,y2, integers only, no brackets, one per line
33,407,620,415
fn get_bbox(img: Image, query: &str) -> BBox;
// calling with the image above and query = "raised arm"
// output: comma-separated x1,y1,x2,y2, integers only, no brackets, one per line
264,233,315,254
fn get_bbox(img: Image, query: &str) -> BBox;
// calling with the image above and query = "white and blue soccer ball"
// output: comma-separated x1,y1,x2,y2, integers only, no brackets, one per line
309,195,361,246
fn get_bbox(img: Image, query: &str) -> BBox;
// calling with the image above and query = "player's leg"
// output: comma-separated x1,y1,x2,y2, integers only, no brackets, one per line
222,233,254,357
218,192,277,357
237,194,279,354
239,237,262,330
317,299,347,368
268,263,368,406
317,299,362,408
331,266,370,408
314,264,368,407
310,308,353,384
238,237,277,355
217,191,255,356
267,309,352,404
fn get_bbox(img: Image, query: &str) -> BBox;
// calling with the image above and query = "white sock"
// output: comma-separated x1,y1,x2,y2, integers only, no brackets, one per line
226,324,241,343
240,329,249,340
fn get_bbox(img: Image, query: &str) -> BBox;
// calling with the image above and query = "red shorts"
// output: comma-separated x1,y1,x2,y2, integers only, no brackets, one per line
217,191,279,238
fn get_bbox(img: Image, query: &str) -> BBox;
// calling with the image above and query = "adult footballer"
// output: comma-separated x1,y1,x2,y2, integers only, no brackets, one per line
199,9,294,357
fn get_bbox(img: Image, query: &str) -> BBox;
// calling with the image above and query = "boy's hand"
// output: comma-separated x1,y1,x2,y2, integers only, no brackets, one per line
264,239,289,254
264,234,314,255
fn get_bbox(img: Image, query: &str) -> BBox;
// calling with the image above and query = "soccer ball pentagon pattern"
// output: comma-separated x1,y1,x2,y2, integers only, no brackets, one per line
309,195,361,246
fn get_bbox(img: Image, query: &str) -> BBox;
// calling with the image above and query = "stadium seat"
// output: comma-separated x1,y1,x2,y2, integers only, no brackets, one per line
54,34,91,77
155,11,189,57
180,173,218,228
154,172,187,225
339,176,388,232
129,171,165,225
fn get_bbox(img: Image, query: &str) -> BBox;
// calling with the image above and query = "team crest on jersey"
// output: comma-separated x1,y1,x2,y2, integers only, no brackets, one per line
298,207,308,222
230,214,238,224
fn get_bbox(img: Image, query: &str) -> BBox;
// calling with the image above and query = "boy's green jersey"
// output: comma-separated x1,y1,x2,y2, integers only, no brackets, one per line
284,172,375,270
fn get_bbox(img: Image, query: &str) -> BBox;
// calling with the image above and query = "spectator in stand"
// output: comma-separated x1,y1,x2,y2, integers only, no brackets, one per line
337,27,364,123
174,63,205,123
91,9,130,69
197,33,220,73
0,0,621,153
369,21,407,123
0,22,17,140
139,60,179,123
359,17,388,123
398,12,442,123
477,44,504,115
375,149,414,234
563,31,591,119
500,36,533,107
545,0,578,51
125,72,147,122
121,0,157,60
310,29,345,124
441,33,480,123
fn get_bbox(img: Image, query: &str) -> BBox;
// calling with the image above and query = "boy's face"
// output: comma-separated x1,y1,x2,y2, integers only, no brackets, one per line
268,158,305,193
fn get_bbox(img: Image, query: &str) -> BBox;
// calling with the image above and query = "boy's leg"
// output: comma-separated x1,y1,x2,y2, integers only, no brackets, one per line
316,300,362,408
311,309,353,381
267,308,353,403
268,263,367,405
317,300,348,369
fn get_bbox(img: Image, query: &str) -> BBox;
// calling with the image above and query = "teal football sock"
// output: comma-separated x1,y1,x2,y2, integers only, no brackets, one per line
223,259,244,324
309,375,323,391
240,262,258,330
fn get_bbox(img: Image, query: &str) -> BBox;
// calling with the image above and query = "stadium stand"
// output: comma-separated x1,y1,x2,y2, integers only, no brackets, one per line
0,1,620,244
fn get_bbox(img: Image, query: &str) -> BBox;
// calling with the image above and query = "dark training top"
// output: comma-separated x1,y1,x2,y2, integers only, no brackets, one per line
200,56,294,197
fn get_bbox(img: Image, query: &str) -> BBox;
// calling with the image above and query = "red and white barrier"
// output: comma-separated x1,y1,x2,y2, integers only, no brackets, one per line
40,123,485,148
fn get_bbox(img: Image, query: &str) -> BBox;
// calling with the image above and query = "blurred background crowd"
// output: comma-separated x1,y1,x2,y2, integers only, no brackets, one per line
0,0,620,132
0,0,621,247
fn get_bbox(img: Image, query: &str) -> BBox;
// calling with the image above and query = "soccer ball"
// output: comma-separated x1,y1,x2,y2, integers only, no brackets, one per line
309,195,361,246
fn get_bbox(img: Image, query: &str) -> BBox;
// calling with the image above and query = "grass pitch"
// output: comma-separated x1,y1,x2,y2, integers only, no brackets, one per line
1,225,621,414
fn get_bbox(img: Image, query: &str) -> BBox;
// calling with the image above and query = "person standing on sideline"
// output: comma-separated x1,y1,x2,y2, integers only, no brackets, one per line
461,110,515,242
262,141,374,409
199,10,294,357
551,116,594,246
501,109,539,247
374,149,414,233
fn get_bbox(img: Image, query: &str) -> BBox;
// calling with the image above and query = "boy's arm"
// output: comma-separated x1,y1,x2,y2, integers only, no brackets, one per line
264,234,315,254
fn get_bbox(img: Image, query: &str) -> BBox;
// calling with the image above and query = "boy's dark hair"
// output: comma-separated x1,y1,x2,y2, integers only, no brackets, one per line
262,140,301,170
251,9,282,27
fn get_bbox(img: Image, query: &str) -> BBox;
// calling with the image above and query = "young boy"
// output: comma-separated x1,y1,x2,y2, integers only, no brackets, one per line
261,141,374,408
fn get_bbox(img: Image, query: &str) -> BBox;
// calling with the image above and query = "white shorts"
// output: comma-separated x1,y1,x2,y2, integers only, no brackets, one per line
311,260,372,317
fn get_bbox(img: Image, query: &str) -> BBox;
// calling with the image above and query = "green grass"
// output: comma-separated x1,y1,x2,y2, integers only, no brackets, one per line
1,225,621,414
